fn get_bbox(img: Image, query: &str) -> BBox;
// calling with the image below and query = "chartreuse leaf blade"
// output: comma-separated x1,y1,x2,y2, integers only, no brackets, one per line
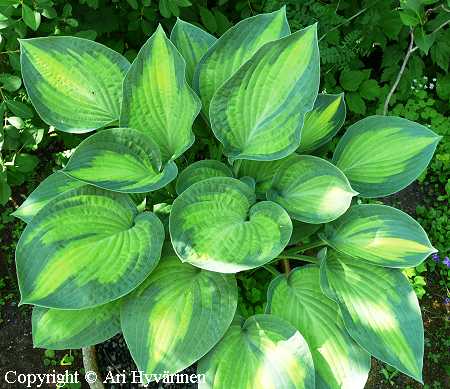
121,255,237,377
193,7,290,116
333,116,441,197
64,128,177,193
323,204,436,268
20,37,130,133
298,93,346,153
120,25,201,161
170,19,217,85
197,314,315,389
170,177,292,273
16,186,164,309
32,300,121,349
12,171,84,223
267,266,370,389
210,24,320,161
321,251,424,382
267,155,357,224
176,159,232,195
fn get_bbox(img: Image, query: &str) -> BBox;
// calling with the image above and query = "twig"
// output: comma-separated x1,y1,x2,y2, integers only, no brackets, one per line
82,347,105,389
319,7,368,41
281,259,290,275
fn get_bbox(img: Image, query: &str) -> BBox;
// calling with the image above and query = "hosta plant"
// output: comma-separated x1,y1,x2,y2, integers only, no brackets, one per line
14,7,441,389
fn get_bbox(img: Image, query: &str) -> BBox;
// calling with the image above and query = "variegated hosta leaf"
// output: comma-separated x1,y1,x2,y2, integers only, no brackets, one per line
176,159,232,195
120,25,201,161
267,266,370,389
267,155,357,224
210,24,320,161
64,128,177,193
16,186,164,309
20,37,130,133
32,300,121,349
320,251,424,382
333,116,441,197
193,7,290,116
12,171,84,223
238,154,296,198
170,19,216,85
323,204,436,268
170,177,292,273
197,314,315,389
121,255,237,377
298,93,346,153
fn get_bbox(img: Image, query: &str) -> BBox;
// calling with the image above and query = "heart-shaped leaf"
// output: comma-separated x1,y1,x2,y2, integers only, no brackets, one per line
12,171,84,223
267,266,370,389
64,128,177,193
176,159,233,195
121,255,237,377
170,177,292,273
197,314,315,389
170,19,217,85
193,7,290,116
267,155,357,224
20,37,130,133
16,186,164,309
333,116,441,197
120,25,201,161
323,204,436,268
298,93,346,153
320,250,424,382
32,300,121,349
210,24,320,161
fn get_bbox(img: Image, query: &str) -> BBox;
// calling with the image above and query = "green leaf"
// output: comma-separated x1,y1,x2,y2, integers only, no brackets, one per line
323,204,436,268
0,179,11,206
6,100,34,119
64,128,178,193
346,92,366,115
12,171,85,223
210,24,319,161
298,93,346,153
359,79,381,101
332,116,441,197
339,70,367,91
289,220,321,245
197,314,315,389
193,7,290,116
16,186,164,309
32,300,121,349
170,177,292,273
170,19,217,85
267,266,370,389
121,255,237,376
120,25,201,161
199,6,217,33
20,37,130,133
0,73,22,92
13,153,38,173
0,1,20,5
22,4,41,31
267,155,357,224
321,250,424,382
175,159,232,195
414,29,435,54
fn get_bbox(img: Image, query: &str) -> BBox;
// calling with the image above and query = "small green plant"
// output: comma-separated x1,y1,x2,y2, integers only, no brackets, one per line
14,8,441,388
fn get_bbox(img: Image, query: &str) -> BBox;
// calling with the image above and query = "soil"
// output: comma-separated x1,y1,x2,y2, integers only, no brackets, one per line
0,182,448,389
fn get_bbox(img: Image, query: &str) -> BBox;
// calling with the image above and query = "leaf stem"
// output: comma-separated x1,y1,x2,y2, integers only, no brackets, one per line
280,259,290,275
277,254,318,264
263,265,280,277
298,240,327,252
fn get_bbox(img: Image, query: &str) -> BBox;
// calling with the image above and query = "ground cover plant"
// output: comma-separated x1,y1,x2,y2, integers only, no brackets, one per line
7,6,445,389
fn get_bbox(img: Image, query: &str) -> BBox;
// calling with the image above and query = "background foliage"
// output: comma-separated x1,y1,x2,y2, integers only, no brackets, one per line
0,0,449,387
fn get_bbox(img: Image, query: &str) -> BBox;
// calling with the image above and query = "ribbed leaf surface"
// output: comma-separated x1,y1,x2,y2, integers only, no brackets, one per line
333,116,441,197
267,266,370,389
170,177,292,273
20,37,130,133
32,300,121,349
193,7,290,116
324,204,436,267
321,251,424,382
267,155,357,223
64,128,177,193
197,314,315,389
16,186,164,309
121,256,237,377
120,26,201,161
210,24,319,161
298,93,346,153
